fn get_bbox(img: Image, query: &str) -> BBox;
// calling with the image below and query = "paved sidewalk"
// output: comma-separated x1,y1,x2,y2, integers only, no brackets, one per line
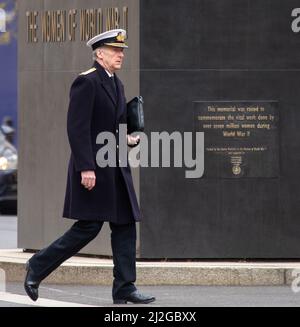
3,283,300,307
1,249,300,286
1,215,300,286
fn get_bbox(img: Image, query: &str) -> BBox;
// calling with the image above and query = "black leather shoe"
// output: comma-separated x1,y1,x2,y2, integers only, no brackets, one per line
24,261,40,302
113,290,156,304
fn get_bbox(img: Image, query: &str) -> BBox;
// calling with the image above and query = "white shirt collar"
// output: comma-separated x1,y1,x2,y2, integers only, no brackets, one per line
105,69,114,78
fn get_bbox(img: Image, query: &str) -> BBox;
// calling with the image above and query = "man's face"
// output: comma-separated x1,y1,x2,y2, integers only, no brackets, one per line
98,46,125,73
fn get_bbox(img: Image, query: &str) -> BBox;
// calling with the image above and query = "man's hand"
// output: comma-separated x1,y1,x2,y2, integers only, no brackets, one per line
81,171,96,191
127,134,140,147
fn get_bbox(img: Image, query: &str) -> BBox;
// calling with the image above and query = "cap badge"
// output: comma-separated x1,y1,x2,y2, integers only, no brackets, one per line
116,32,125,42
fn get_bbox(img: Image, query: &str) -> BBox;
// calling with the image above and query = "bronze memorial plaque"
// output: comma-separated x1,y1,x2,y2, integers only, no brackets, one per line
194,101,279,178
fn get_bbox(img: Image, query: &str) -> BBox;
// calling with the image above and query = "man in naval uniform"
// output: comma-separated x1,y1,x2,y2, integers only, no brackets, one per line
24,29,155,305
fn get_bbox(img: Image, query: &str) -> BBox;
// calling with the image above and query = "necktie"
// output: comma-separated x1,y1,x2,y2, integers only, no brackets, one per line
110,76,117,97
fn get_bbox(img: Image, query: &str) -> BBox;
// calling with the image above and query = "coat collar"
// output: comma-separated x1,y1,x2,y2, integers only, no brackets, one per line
93,61,125,120
93,61,117,106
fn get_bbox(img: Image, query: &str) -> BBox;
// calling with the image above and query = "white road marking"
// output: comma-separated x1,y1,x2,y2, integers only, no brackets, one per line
40,286,110,302
0,292,100,307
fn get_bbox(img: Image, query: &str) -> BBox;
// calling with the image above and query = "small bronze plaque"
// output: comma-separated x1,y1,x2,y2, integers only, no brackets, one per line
194,101,279,178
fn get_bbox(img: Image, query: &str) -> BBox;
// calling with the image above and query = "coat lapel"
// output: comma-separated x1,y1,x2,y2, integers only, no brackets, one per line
93,61,125,120
114,75,125,120
93,61,117,107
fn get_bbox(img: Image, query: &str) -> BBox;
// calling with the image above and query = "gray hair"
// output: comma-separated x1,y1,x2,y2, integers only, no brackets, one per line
92,46,107,60
92,49,99,61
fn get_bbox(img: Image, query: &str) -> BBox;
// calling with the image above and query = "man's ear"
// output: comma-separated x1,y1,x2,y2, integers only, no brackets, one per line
97,48,103,59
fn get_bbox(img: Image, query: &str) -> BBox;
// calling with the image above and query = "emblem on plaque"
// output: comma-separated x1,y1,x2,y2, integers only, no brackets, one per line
231,156,242,176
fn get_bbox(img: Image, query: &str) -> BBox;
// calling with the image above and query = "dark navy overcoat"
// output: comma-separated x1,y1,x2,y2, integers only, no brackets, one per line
62,61,141,224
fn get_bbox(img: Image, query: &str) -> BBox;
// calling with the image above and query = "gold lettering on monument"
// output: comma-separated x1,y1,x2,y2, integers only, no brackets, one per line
26,11,38,43
68,9,77,41
106,7,120,30
123,6,128,35
41,10,66,42
80,9,103,41
26,7,129,43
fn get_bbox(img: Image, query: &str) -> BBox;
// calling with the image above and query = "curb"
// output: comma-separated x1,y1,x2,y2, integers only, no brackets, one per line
0,259,299,286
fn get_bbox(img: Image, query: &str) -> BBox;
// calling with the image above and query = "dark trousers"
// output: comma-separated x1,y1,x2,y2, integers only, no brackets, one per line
28,220,137,300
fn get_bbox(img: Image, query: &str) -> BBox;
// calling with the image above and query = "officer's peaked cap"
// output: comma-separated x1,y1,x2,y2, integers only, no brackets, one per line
86,29,128,50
